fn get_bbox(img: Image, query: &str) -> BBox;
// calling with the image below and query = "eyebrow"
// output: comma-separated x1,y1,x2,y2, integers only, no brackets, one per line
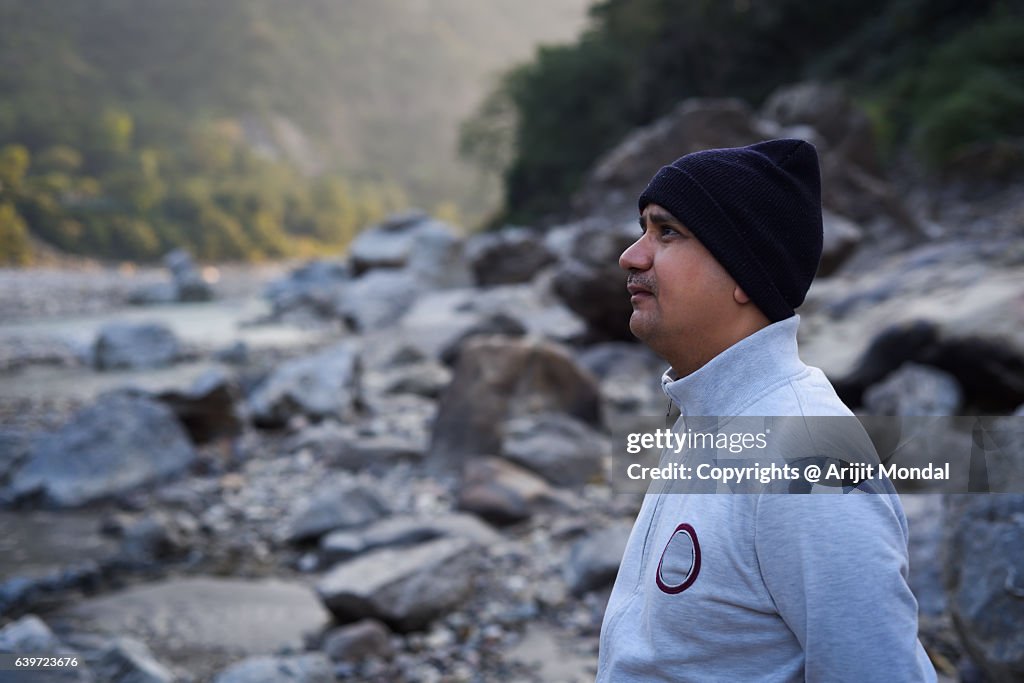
639,209,686,229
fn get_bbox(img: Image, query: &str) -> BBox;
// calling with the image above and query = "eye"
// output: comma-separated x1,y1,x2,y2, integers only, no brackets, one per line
659,225,681,239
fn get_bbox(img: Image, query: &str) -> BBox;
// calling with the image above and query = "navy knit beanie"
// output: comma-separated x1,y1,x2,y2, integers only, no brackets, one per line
637,138,823,322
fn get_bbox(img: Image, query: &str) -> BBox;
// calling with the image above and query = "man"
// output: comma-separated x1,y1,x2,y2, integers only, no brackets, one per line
596,139,936,681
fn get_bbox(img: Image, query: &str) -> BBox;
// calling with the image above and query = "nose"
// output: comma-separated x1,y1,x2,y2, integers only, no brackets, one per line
619,235,651,272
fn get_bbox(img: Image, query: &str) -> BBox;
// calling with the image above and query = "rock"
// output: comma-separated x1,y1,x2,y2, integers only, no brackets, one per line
577,342,666,423
316,537,478,632
573,98,770,217
9,392,196,507
264,260,350,318
96,637,175,683
285,483,388,543
803,251,1024,412
163,248,196,281
378,362,452,399
863,363,963,416
819,209,864,276
212,654,333,683
92,322,180,370
215,341,249,365
319,512,500,564
944,495,1024,683
548,219,637,341
0,428,31,482
53,577,331,667
118,511,198,564
761,81,878,172
334,270,421,331
0,615,94,682
565,523,632,596
348,211,470,289
465,227,555,286
322,619,392,662
157,368,241,443
247,342,360,428
437,313,527,366
429,337,602,472
501,413,609,486
457,457,569,526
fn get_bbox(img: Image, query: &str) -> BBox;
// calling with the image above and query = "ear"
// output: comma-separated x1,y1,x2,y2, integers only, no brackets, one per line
733,286,752,304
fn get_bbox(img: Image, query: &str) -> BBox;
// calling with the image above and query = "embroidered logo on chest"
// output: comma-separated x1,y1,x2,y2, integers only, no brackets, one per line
655,523,701,594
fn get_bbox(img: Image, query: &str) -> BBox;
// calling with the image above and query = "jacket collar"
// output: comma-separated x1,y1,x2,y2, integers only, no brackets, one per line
661,315,807,416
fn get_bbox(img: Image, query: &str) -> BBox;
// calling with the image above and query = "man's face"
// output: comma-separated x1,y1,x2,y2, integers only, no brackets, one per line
620,204,739,356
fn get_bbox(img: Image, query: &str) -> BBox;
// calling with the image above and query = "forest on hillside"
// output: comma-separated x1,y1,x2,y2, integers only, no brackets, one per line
460,0,1024,224
0,0,586,264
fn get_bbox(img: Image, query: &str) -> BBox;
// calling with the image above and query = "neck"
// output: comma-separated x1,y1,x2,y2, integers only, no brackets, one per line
665,315,771,378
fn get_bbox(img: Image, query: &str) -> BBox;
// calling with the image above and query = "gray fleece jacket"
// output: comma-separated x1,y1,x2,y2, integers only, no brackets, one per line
596,315,936,682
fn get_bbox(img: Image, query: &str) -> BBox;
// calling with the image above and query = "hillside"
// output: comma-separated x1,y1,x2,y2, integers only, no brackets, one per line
0,0,588,263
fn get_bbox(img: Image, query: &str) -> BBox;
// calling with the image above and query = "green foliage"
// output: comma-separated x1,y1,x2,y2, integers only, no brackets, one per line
465,0,1023,222
0,0,589,262
0,202,32,265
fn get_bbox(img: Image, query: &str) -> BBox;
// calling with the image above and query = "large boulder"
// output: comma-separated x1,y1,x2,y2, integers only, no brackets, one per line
284,482,389,543
819,209,864,276
428,337,602,472
8,392,196,507
247,342,360,428
156,368,241,443
53,577,331,679
0,615,94,682
760,81,878,172
316,537,479,632
548,219,638,341
802,242,1024,411
92,322,180,370
862,363,963,416
333,269,420,331
264,260,350,318
348,210,470,288
128,249,213,305
500,413,610,487
573,98,770,217
465,227,555,286
212,654,333,683
457,456,571,526
564,523,632,596
945,495,1024,683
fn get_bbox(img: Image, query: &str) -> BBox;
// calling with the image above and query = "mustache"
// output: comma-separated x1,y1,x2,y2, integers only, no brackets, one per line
627,274,657,294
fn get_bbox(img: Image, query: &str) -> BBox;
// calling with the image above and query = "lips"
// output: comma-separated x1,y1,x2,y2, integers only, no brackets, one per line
627,282,654,302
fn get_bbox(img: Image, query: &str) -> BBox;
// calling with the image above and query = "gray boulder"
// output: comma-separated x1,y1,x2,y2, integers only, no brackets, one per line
264,260,350,318
819,209,864,276
156,368,240,443
322,618,392,662
548,219,638,340
213,654,333,683
334,269,420,331
319,512,501,563
945,495,1024,683
501,413,610,486
465,227,555,286
9,392,196,507
863,363,963,416
285,483,388,543
316,537,478,632
247,342,360,428
457,457,571,526
96,637,175,683
565,523,632,596
348,211,469,288
93,322,180,370
429,336,602,472
0,615,94,682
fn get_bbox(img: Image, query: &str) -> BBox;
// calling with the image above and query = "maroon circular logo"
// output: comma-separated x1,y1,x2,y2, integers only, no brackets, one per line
656,523,701,594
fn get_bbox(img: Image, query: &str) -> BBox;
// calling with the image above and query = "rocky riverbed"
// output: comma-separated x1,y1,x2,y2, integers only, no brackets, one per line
2,82,1023,683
